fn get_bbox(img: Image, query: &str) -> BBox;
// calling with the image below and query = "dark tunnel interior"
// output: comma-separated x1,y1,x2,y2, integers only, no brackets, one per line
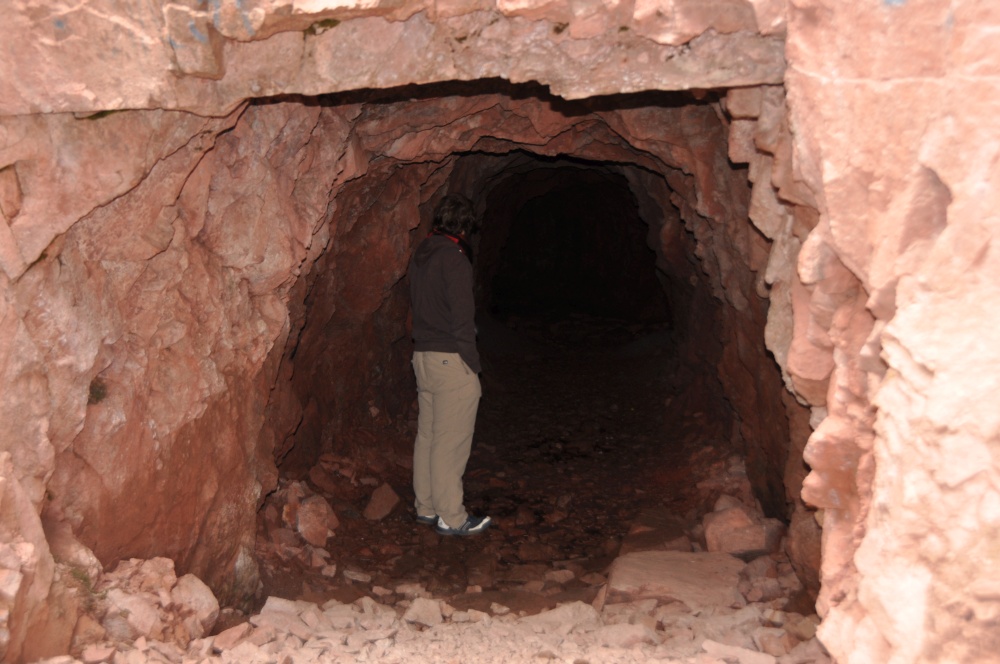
477,160,671,327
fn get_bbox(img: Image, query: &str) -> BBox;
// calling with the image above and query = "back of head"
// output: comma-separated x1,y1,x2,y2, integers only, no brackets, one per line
432,194,476,236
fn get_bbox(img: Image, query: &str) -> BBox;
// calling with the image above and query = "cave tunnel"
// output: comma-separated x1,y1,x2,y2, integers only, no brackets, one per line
5,2,990,662
252,82,807,627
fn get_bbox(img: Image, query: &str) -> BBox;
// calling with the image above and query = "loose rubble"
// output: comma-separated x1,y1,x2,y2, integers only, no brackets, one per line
36,317,829,663
39,567,827,664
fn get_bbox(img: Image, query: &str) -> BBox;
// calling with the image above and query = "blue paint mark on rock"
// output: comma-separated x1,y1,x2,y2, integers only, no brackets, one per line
883,0,906,6
189,20,209,44
235,0,257,36
54,18,66,29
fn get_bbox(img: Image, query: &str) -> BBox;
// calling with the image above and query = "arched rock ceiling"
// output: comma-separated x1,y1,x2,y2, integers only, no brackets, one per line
2,0,785,116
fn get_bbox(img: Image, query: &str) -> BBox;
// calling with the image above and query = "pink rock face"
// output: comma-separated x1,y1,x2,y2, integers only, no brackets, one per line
0,1,993,663
0,1,785,118
779,2,1000,662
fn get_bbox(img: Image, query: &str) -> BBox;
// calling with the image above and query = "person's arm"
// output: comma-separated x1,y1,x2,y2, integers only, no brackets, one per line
446,252,481,373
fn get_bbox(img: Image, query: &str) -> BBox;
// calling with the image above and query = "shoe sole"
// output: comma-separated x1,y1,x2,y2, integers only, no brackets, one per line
416,515,437,525
435,518,492,536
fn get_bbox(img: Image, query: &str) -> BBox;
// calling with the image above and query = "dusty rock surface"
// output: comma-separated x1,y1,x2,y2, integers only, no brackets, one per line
776,3,1000,662
1,0,784,118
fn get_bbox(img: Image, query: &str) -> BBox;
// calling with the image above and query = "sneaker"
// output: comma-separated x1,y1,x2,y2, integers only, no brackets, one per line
435,514,492,536
416,514,438,525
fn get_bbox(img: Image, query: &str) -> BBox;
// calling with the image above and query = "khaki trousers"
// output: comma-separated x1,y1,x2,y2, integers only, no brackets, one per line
411,351,482,528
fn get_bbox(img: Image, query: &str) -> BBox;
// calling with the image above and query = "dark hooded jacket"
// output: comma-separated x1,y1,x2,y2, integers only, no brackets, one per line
409,233,481,373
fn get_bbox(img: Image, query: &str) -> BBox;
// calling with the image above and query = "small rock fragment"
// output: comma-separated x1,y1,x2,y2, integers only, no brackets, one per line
171,574,220,636
702,639,776,664
211,622,252,651
297,495,338,547
80,644,115,664
343,568,372,583
403,597,443,627
363,483,401,520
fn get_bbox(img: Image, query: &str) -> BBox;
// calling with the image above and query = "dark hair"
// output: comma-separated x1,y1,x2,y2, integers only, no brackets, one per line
432,194,476,236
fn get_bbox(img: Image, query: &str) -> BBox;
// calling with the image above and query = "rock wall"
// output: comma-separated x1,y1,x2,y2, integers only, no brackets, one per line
776,2,1000,662
6,100,337,607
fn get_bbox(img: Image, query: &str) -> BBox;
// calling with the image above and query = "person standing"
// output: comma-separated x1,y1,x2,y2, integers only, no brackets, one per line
408,194,492,536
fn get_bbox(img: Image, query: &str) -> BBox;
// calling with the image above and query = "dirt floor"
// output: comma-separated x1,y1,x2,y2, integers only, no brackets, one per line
255,313,761,616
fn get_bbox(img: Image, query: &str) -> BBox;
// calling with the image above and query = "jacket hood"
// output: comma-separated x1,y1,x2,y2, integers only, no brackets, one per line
413,233,471,267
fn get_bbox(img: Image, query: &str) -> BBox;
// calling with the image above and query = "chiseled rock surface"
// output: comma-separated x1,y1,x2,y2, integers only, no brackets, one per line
778,2,1000,662
0,1,784,118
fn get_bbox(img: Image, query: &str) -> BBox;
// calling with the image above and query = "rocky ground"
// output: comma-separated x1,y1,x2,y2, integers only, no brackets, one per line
40,314,831,664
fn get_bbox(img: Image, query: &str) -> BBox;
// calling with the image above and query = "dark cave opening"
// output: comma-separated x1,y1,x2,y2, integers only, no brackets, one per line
478,161,670,327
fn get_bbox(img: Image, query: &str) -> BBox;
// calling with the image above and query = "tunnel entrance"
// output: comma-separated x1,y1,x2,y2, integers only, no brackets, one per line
242,82,819,660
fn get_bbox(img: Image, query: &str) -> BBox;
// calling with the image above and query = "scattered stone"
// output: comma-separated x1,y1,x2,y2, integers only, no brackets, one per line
308,465,339,494
171,574,220,636
395,582,428,598
785,614,820,641
71,614,107,651
403,597,443,627
704,506,785,558
779,638,833,664
606,551,746,610
602,599,658,625
714,494,746,512
490,602,511,615
544,569,575,584
753,626,797,657
343,569,372,583
211,622,252,651
102,589,163,641
309,547,330,568
322,606,359,629
520,601,601,636
80,644,115,663
363,483,400,521
467,609,491,623
297,495,338,547
595,622,662,647
703,638,776,664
